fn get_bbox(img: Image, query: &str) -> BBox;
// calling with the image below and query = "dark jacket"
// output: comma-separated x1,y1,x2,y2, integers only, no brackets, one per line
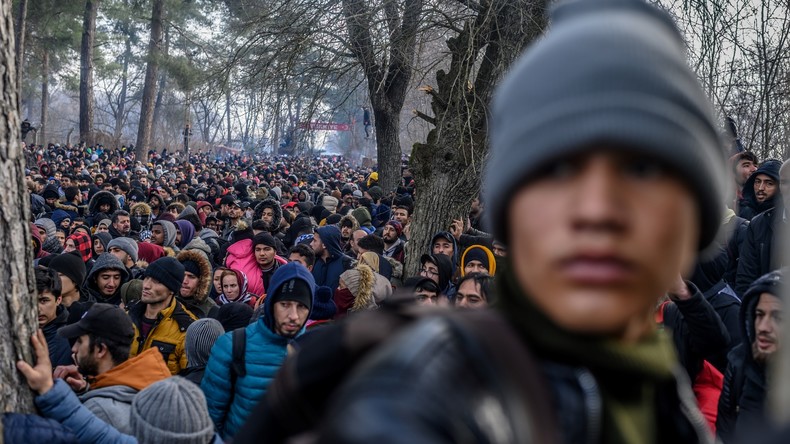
735,206,782,296
43,305,73,367
660,284,731,379
311,225,354,290
703,281,742,370
716,270,782,443
179,366,207,386
83,253,129,306
738,159,782,221
2,412,78,444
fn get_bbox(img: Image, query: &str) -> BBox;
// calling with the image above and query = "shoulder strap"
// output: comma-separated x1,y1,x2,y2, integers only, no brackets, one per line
231,328,247,381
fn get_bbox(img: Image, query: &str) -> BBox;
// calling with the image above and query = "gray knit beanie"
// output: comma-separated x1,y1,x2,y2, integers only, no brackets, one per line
107,237,139,263
185,318,224,368
484,0,726,251
130,377,215,444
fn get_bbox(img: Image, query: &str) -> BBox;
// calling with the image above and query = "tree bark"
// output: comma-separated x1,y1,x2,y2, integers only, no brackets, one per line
114,34,131,143
135,0,165,162
0,0,37,413
79,0,99,146
404,0,547,276
39,46,48,145
151,26,169,144
13,0,26,105
226,84,232,145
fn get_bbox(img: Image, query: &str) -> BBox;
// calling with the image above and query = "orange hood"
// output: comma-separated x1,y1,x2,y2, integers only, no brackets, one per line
90,347,171,391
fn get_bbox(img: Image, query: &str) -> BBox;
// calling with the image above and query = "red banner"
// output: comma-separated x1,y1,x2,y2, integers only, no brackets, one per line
298,122,350,131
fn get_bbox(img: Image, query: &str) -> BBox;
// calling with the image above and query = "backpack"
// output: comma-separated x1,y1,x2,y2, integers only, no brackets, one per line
228,328,247,405
232,301,559,444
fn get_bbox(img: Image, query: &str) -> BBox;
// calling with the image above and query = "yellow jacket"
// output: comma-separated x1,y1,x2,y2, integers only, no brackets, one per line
128,297,197,375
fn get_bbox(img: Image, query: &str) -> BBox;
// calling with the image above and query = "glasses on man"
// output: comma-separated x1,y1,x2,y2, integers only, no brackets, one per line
420,267,438,277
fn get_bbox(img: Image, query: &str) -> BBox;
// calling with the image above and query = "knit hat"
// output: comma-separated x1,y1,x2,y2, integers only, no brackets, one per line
144,257,185,295
49,252,87,287
130,377,215,444
185,319,224,368
137,242,166,263
121,279,143,306
461,244,496,276
213,302,253,332
484,0,726,251
322,195,339,213
253,232,277,249
181,259,201,277
367,186,384,202
309,286,337,321
178,205,198,220
270,278,313,312
385,220,403,236
108,237,138,263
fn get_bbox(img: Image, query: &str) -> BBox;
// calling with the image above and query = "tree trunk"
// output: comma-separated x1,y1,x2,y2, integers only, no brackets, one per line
0,0,37,413
151,26,169,144
404,0,547,276
79,0,98,146
113,34,131,143
226,84,231,145
39,46,48,145
371,104,401,193
13,0,26,105
135,0,165,162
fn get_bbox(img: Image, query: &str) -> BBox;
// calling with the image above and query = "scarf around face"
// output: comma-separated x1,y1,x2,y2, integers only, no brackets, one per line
496,266,678,444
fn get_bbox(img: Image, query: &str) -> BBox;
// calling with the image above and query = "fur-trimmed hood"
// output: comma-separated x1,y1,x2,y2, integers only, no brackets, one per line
88,190,119,215
254,198,283,232
339,214,360,233
177,249,212,302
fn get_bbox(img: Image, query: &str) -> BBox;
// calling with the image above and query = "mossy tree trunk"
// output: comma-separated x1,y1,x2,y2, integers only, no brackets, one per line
405,0,548,276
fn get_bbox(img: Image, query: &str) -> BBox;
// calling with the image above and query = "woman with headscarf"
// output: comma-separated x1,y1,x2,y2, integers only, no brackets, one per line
91,232,112,257
217,269,258,309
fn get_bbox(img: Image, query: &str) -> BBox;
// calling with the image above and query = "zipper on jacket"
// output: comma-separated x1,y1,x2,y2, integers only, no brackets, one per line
576,369,602,444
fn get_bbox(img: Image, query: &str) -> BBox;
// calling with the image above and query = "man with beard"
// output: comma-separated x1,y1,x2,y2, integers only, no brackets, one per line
738,159,781,221
381,220,405,264
717,270,784,443
108,210,132,239
202,263,315,440
53,303,171,434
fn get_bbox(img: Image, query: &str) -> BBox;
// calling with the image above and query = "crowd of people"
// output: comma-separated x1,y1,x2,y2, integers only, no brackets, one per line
4,0,789,443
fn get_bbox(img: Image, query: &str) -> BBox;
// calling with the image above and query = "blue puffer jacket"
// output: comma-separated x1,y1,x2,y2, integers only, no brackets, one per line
202,262,315,440
311,225,353,290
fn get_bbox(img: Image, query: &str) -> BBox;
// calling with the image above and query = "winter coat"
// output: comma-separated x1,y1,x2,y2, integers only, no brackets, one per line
83,253,129,306
79,347,171,434
179,366,207,386
738,159,782,221
202,263,315,440
225,238,288,297
254,198,283,232
311,225,354,290
735,206,782,296
2,412,78,444
176,249,218,318
128,297,197,375
87,191,119,226
43,305,73,367
717,271,781,443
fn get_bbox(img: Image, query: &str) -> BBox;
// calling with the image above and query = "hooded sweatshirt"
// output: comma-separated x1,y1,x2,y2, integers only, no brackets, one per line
153,220,178,249
431,231,460,274
312,225,354,290
83,252,129,305
738,159,782,221
174,219,196,249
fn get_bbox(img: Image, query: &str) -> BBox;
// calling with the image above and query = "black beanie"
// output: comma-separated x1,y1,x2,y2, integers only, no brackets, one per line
464,248,490,271
144,257,185,295
49,252,87,287
181,259,201,277
253,233,277,249
484,0,726,251
271,278,313,312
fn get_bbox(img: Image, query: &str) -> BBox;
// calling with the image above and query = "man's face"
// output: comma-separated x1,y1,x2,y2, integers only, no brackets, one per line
464,260,489,276
420,261,440,285
456,280,486,309
393,208,410,225
415,289,442,306
288,253,312,271
61,177,72,187
38,290,60,327
432,239,454,258
272,300,309,338
113,216,131,235
230,205,242,219
96,270,122,297
108,246,130,266
142,276,172,305
261,208,275,224
340,225,353,239
753,292,782,362
311,234,325,257
508,150,698,339
737,159,757,186
58,273,76,296
753,173,777,203
139,177,149,187
382,225,398,243
350,230,366,255
72,334,101,376
150,225,165,246
492,243,507,257
180,271,200,298
255,244,276,268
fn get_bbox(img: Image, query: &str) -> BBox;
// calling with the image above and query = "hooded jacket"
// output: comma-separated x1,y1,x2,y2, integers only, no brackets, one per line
735,205,783,296
351,207,374,232
153,220,178,249
83,253,129,306
738,159,782,221
254,198,283,233
174,220,195,249
43,305,72,367
225,238,288,298
431,231,460,273
421,253,455,295
312,225,354,290
717,270,782,443
128,295,198,375
176,249,218,318
87,191,119,226
78,347,171,434
202,263,315,440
